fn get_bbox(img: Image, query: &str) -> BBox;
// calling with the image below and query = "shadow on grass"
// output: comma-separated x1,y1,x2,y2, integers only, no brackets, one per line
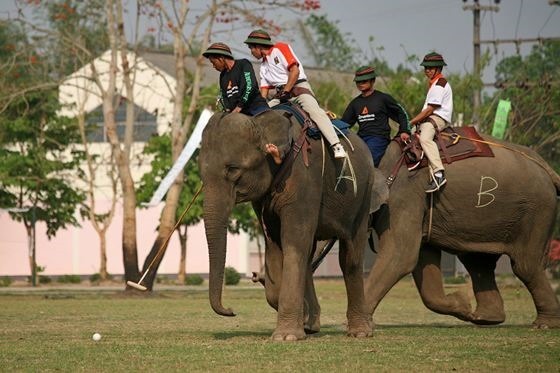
213,330,272,340
375,323,533,329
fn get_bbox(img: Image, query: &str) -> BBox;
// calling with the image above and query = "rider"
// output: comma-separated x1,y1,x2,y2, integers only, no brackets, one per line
409,52,453,193
341,65,410,167
203,42,268,116
244,29,347,159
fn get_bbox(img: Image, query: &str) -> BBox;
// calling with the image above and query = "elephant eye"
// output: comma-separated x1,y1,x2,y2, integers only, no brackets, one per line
225,165,242,182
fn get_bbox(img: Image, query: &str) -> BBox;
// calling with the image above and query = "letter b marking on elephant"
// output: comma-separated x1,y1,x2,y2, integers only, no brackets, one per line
476,176,498,208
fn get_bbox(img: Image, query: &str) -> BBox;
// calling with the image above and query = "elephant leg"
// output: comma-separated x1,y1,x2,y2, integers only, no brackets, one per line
271,227,315,341
412,246,473,322
458,253,505,325
364,228,422,317
264,237,283,312
303,266,321,334
339,231,372,338
509,247,560,328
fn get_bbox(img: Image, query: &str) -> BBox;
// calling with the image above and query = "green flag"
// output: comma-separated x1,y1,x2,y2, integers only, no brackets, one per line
491,99,511,139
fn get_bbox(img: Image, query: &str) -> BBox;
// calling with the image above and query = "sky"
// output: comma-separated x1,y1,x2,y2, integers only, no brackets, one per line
1,0,559,84
315,0,560,82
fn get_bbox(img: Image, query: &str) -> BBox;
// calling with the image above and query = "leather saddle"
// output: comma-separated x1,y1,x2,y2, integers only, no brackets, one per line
395,126,495,171
271,102,350,140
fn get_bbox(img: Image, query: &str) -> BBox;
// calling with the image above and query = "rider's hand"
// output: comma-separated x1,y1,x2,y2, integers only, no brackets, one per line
400,132,410,142
275,90,292,103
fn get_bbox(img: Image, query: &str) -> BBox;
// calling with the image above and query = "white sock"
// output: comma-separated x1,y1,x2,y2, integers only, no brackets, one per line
434,171,443,178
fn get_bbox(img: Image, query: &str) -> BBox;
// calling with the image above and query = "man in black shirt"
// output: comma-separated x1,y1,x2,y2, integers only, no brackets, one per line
341,66,410,167
203,42,268,116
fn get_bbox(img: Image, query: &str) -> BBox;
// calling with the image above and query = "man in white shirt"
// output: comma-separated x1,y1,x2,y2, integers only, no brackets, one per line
244,29,346,159
409,52,453,193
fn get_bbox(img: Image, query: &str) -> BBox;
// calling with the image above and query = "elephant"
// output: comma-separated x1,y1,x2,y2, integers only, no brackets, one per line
366,135,560,328
199,110,384,340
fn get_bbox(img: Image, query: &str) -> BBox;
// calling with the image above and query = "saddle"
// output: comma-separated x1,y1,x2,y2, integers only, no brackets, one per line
396,126,494,171
271,102,350,139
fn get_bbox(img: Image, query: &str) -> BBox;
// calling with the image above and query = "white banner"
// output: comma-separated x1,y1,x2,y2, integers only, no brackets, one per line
144,108,213,207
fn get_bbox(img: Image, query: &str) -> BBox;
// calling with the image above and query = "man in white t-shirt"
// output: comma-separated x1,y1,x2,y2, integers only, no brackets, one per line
244,29,346,159
410,52,453,193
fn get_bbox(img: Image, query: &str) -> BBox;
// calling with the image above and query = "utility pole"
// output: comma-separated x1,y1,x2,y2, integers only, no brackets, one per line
462,0,499,124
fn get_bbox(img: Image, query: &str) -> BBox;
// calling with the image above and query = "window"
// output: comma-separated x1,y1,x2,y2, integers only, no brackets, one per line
86,97,158,142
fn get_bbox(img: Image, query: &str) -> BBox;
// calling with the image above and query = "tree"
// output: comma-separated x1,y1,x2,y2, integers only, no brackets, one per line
135,0,321,291
302,14,359,72
0,90,85,286
136,134,203,284
487,40,560,169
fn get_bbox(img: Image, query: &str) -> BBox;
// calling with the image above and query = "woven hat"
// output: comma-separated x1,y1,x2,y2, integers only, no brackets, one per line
420,52,447,67
244,29,274,46
202,42,234,59
354,66,376,82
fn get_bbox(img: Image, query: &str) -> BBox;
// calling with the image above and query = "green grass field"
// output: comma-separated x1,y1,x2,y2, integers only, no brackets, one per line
1,277,559,372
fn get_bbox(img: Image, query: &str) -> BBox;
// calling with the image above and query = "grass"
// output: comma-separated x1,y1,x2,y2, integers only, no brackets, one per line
0,277,559,372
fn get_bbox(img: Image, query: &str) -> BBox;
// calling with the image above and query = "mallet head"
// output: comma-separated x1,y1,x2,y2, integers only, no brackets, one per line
126,281,147,291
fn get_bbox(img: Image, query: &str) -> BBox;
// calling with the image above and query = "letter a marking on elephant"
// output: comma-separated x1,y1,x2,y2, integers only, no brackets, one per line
335,156,358,196
476,176,498,208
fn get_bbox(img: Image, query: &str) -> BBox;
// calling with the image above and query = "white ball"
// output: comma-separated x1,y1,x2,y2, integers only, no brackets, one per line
92,332,102,341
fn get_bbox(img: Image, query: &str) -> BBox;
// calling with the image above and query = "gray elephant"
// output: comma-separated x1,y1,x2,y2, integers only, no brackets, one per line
367,136,560,328
199,110,383,340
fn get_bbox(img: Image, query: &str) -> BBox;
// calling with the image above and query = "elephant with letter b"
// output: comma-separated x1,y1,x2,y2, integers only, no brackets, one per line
367,135,560,328
199,110,383,340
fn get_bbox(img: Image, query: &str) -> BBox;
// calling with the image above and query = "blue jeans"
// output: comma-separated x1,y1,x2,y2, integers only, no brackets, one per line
362,135,390,167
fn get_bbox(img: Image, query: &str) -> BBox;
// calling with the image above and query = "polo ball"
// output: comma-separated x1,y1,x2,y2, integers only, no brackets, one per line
92,332,102,341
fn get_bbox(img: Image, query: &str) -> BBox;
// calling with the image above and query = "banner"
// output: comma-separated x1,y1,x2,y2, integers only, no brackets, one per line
491,99,511,139
144,108,213,207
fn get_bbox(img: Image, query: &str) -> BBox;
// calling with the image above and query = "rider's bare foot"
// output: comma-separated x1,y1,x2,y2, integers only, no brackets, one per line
265,143,282,165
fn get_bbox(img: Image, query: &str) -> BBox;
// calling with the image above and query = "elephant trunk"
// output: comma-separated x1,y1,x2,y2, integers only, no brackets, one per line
203,191,236,317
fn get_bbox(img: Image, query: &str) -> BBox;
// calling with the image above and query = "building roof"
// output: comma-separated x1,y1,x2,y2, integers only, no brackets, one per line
138,50,356,96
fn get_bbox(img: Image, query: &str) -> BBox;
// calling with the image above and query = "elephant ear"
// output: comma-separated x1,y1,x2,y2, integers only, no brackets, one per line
370,168,389,214
255,110,292,157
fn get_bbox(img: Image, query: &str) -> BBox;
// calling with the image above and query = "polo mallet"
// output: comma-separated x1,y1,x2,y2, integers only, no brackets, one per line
127,184,203,291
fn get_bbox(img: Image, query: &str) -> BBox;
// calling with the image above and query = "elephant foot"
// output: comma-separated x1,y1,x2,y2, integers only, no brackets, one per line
271,328,307,341
445,291,474,322
471,311,506,325
532,314,560,329
304,315,320,335
471,306,506,326
346,317,373,338
303,302,321,334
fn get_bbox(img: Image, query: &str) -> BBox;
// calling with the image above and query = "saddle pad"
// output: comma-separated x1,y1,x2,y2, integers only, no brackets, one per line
272,103,350,140
401,126,494,169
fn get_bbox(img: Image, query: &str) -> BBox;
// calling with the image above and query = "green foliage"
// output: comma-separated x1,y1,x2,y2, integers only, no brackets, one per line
486,41,560,171
38,275,52,284
0,90,86,238
136,134,203,226
56,275,82,284
0,277,12,287
314,81,353,116
185,274,204,285
304,14,360,71
224,266,241,285
89,273,101,284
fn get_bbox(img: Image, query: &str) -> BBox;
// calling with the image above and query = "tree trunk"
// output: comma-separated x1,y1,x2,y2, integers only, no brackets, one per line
177,225,187,284
99,233,109,281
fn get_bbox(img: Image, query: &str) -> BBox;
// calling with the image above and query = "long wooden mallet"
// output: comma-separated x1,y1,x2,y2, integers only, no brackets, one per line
127,185,203,291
